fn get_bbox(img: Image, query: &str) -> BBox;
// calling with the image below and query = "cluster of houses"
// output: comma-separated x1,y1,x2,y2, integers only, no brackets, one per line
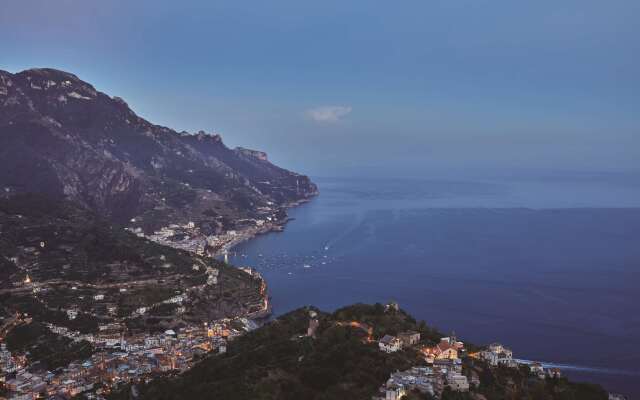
302,303,474,399
2,261,273,397
375,333,583,399
374,333,472,400
140,222,208,256
474,342,568,382
367,301,590,399
377,366,438,399
204,220,276,256
136,213,279,258
374,346,470,400
0,318,252,400
375,364,472,400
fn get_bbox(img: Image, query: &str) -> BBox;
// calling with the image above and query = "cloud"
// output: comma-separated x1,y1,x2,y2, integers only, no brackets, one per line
305,105,352,123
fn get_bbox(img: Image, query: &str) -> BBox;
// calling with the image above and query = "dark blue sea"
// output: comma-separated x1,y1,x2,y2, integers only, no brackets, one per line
228,175,640,396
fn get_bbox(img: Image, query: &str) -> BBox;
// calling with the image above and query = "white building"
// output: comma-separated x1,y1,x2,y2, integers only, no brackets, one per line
385,384,406,400
379,335,402,353
381,367,435,399
447,372,469,391
480,343,515,367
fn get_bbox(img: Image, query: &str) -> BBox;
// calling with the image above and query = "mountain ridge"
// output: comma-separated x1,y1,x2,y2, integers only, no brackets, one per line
0,67,317,228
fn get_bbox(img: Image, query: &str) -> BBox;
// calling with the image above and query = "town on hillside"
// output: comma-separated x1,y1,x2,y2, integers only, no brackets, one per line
1,301,629,400
0,263,269,400
1,314,253,399
308,302,627,400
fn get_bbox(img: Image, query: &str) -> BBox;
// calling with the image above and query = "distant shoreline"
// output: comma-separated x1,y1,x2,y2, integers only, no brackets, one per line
219,195,318,322
216,196,317,258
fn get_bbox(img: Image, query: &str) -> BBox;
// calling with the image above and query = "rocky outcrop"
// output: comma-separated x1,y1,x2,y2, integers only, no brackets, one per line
234,147,269,161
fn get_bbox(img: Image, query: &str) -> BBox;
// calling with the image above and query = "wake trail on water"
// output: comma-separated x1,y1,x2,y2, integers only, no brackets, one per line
322,212,366,252
515,359,640,376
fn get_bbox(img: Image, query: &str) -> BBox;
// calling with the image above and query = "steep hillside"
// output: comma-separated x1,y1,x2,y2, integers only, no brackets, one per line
0,68,314,337
109,304,609,400
0,194,266,333
0,68,316,227
111,305,423,400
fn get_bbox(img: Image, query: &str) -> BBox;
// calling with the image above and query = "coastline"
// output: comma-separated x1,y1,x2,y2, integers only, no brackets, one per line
208,181,639,398
220,194,318,322
214,195,317,257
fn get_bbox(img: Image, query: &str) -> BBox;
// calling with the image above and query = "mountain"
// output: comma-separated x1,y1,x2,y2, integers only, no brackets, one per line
0,68,315,342
0,68,317,228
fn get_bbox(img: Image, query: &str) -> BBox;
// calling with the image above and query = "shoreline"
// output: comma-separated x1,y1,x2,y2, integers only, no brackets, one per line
219,194,318,322
208,192,635,397
214,195,317,258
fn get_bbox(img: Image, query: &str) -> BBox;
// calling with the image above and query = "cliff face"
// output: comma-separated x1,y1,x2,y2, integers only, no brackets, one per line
0,68,317,225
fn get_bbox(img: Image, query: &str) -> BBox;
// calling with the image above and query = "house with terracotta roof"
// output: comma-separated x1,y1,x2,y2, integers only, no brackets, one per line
422,337,460,363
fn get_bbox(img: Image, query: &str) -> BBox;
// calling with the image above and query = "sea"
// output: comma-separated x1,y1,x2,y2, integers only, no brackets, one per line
227,175,640,397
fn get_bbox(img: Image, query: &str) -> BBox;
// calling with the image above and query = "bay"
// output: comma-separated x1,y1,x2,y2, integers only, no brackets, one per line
228,176,640,396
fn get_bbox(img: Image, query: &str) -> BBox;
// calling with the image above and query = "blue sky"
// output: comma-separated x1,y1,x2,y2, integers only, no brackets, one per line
1,1,639,178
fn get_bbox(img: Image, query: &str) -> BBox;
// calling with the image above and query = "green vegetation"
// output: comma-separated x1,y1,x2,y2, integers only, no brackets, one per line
163,181,197,208
0,255,18,288
1,295,99,333
333,303,442,343
109,304,609,400
150,302,179,316
0,194,210,284
110,305,424,400
0,193,66,218
117,287,177,317
1,193,262,335
5,322,94,371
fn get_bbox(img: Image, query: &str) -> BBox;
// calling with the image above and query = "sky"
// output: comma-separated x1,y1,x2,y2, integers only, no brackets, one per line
1,0,639,178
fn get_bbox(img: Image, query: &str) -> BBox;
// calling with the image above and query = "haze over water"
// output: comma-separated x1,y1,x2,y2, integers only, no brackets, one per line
228,174,640,397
